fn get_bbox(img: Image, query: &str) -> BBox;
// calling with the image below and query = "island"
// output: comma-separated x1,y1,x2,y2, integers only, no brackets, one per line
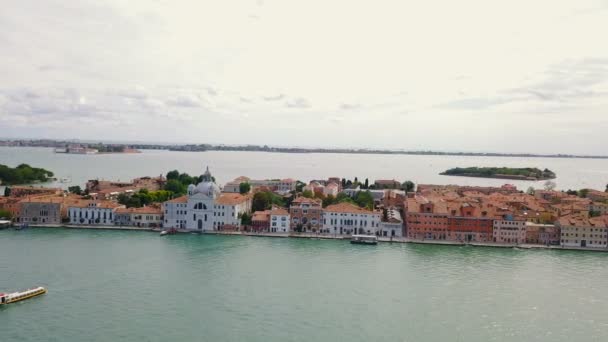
0,164,54,185
440,167,556,181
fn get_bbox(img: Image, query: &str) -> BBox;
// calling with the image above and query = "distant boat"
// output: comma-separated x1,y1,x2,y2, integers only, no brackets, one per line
160,228,178,236
16,223,29,230
350,234,378,245
0,286,47,305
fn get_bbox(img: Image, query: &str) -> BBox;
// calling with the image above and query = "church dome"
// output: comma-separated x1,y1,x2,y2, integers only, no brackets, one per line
193,181,220,198
187,184,196,196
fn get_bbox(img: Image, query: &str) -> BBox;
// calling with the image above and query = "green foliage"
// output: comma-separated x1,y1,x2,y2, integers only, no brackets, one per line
578,189,589,198
4,187,11,197
0,164,54,185
363,178,369,189
240,212,252,225
0,209,12,219
322,195,335,208
565,189,578,196
68,186,82,195
589,211,602,218
441,167,555,180
402,181,415,192
302,190,314,198
295,181,305,192
526,187,535,195
163,170,201,195
252,191,285,212
118,189,174,208
239,182,251,194
354,190,374,210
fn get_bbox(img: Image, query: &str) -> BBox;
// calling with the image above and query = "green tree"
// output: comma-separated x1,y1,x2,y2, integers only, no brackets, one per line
296,181,305,192
166,170,180,180
402,181,415,192
364,178,369,189
526,187,535,195
355,191,374,210
239,182,251,194
4,186,11,197
0,209,12,219
579,189,589,198
322,194,336,208
68,185,82,195
164,179,186,195
302,190,314,198
240,212,252,225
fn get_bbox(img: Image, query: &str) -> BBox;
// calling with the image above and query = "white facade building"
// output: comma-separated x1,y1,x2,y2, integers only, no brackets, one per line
379,207,403,237
163,167,252,231
68,201,124,225
322,202,381,235
269,207,290,233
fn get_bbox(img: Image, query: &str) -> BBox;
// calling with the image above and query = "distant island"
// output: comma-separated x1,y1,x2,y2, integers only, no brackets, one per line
1,139,607,159
0,164,54,185
440,167,556,181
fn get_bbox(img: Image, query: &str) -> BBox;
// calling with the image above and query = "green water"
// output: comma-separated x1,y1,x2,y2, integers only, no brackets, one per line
1,229,607,341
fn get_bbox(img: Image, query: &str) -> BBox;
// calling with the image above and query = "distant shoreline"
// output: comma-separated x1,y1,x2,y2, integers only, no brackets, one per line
2,139,608,159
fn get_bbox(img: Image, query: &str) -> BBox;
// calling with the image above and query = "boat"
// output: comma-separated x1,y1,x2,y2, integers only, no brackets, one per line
160,228,178,236
0,286,47,305
350,234,378,245
16,223,29,230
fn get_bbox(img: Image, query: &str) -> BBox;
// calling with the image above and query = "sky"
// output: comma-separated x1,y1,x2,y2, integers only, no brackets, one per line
1,0,607,154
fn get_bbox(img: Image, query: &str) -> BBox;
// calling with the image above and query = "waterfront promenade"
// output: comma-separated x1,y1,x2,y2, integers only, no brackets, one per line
14,224,608,252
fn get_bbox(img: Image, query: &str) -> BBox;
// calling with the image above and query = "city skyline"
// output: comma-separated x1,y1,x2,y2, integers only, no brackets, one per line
1,0,608,154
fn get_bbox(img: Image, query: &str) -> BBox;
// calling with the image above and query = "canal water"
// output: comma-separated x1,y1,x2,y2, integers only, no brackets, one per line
1,228,607,341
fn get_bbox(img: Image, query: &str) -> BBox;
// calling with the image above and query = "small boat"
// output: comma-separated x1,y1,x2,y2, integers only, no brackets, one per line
16,223,29,230
0,286,47,305
350,234,378,245
160,228,178,236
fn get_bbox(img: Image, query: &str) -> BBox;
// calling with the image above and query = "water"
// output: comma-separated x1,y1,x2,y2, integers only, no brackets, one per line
1,147,608,191
1,228,607,341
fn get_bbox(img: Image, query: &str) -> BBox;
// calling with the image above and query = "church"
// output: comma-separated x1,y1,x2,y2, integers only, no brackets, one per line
162,167,252,231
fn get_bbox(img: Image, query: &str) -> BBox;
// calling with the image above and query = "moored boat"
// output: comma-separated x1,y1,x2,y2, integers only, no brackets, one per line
160,228,178,236
350,234,378,245
0,286,47,305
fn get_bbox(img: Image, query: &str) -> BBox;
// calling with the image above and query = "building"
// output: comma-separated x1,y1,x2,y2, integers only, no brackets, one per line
269,207,290,233
114,206,163,228
6,186,62,198
163,167,252,232
558,214,608,249
379,207,403,237
68,201,124,225
322,202,381,235
527,223,561,245
289,197,322,232
251,210,271,232
405,196,449,240
162,195,188,229
374,179,401,189
493,217,527,244
19,198,62,225
86,175,166,200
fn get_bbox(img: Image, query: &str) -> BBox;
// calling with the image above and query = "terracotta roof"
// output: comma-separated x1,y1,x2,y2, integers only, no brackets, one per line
166,195,188,203
68,200,124,209
558,214,608,228
324,202,376,214
115,206,162,214
216,193,249,205
292,197,322,205
269,207,289,216
252,210,271,221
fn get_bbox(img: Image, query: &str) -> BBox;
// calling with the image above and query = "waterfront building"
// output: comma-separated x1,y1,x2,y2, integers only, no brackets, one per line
493,217,527,244
405,196,450,240
446,205,494,243
379,207,403,237
163,167,252,231
223,177,295,194
251,210,271,232
68,201,124,225
558,214,608,249
114,206,163,228
161,195,188,229
289,197,322,232
269,207,290,233
322,202,381,235
223,176,251,193
17,194,82,225
525,222,560,245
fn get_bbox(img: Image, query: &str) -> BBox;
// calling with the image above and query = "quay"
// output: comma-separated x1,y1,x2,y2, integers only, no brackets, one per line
8,224,608,252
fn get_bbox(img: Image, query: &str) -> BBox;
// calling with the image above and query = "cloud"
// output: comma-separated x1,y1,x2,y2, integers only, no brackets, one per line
339,103,361,110
285,97,311,109
263,94,285,101
165,94,202,108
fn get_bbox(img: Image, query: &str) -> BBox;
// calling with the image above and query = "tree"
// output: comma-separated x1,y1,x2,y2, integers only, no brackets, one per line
543,181,557,191
4,186,11,197
240,212,252,225
355,191,374,210
296,180,305,193
605,184,608,192
164,179,186,195
579,189,589,198
382,208,388,221
322,194,336,208
526,187,535,195
565,189,578,196
341,178,346,188
302,190,314,198
354,177,358,184
402,181,415,192
68,185,82,195
166,170,180,180
239,182,251,194
252,191,285,212
0,209,12,219
364,178,369,189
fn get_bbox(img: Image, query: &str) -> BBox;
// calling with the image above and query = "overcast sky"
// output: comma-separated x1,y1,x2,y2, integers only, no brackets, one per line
1,0,607,154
